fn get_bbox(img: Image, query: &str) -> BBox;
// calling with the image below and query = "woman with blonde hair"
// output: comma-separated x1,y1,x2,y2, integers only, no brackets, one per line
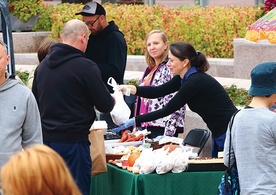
1,144,81,195
134,30,186,138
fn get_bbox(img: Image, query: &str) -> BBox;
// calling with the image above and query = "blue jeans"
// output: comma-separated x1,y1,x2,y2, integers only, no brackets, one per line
44,141,92,195
212,133,226,158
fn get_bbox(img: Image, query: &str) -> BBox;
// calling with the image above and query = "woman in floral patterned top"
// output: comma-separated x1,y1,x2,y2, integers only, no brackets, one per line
135,30,186,138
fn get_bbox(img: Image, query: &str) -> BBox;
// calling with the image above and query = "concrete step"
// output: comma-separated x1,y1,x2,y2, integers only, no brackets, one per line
14,53,234,77
14,53,38,66
15,68,250,90
14,53,249,89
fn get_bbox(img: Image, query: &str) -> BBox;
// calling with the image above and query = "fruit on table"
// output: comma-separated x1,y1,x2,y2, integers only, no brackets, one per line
128,152,140,167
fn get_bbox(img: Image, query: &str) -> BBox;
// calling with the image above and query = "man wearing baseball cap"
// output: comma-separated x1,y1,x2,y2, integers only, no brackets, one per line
76,2,127,130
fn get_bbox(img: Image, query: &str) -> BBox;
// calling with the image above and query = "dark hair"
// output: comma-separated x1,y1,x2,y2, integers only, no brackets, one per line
37,39,58,63
169,41,210,72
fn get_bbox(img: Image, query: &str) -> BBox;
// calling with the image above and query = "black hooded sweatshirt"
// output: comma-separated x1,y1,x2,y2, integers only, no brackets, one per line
85,21,127,92
32,43,114,143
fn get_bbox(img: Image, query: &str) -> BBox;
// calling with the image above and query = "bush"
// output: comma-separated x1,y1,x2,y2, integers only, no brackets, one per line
125,78,140,86
34,4,265,58
16,70,29,85
224,84,252,106
8,0,43,21
34,3,83,38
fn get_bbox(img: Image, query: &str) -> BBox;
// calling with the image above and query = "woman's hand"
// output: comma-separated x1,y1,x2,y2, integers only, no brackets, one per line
118,85,137,95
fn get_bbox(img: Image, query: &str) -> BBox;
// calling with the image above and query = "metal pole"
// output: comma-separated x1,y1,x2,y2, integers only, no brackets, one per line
149,0,155,6
255,0,264,5
145,0,155,6
195,0,209,7
200,0,209,7
0,0,15,76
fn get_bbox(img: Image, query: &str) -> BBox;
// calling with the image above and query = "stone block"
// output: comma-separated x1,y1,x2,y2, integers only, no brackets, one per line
207,58,234,78
234,38,276,79
0,31,50,53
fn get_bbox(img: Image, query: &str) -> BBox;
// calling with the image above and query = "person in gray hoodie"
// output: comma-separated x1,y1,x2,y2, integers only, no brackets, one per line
0,41,42,171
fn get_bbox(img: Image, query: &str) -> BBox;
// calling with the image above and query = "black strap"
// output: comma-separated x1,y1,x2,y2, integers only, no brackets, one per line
228,109,240,168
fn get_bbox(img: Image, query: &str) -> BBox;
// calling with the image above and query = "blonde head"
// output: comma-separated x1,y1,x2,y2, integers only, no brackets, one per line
1,144,81,195
145,30,168,69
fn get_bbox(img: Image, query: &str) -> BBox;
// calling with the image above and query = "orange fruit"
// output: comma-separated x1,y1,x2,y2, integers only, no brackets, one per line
128,152,140,167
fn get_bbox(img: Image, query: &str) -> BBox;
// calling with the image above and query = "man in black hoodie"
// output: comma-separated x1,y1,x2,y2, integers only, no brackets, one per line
32,19,115,195
76,2,127,129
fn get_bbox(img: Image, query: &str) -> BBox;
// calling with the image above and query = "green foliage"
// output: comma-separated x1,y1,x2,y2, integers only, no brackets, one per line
34,3,83,39
224,84,252,106
16,70,29,85
34,3,265,58
33,4,54,31
125,78,140,86
103,4,264,58
8,0,43,21
49,3,84,39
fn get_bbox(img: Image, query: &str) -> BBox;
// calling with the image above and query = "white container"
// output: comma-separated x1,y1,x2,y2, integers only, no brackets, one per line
104,139,143,147
90,121,108,135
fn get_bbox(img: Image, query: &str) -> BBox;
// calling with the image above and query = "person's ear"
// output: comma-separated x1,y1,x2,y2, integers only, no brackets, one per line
81,33,88,43
164,42,168,51
182,58,190,68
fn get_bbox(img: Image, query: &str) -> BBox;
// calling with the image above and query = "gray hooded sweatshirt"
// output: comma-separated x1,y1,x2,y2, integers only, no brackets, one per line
0,76,42,169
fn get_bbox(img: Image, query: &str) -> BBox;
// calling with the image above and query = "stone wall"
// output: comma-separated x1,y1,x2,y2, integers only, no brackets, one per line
233,38,276,79
0,31,49,53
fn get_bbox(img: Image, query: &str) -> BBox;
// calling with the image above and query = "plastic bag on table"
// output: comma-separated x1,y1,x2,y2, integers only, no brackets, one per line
139,148,156,174
107,77,131,125
171,148,189,173
156,149,174,174
152,148,169,169
132,148,153,174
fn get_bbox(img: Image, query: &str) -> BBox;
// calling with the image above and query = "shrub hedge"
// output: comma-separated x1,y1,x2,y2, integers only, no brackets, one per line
34,3,265,58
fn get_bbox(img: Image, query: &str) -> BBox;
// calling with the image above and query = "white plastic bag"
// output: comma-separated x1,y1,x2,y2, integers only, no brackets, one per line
107,77,131,125
171,148,189,173
156,151,174,174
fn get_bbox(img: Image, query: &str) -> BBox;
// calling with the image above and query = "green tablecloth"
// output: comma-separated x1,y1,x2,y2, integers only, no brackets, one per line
90,163,224,195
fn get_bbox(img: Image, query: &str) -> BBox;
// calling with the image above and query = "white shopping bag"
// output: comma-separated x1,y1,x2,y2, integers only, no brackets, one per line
107,77,131,125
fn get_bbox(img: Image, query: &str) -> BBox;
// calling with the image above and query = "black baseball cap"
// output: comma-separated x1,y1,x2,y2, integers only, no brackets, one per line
75,2,106,16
